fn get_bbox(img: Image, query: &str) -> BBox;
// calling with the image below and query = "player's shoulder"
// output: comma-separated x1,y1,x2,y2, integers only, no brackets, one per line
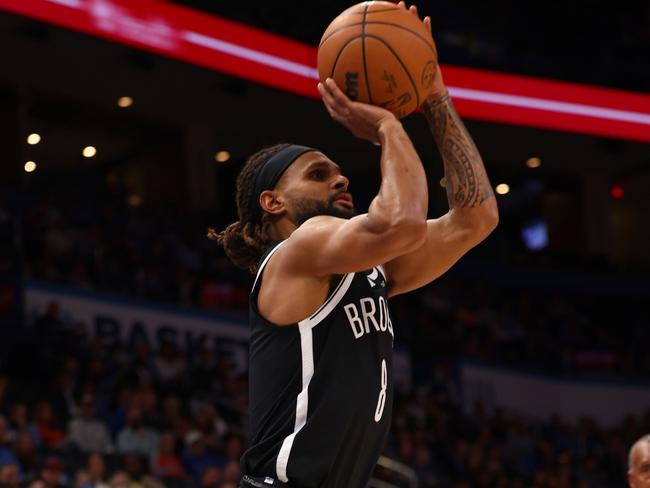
267,216,344,277
291,214,367,238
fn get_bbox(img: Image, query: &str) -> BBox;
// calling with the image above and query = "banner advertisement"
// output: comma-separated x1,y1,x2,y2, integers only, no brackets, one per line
24,282,250,374
1,0,648,142
460,361,650,428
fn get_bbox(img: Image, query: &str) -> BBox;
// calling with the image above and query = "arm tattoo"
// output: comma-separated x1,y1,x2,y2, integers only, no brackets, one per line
422,92,494,209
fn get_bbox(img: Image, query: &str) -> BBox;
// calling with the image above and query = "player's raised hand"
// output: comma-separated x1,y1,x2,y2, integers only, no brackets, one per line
397,2,447,102
317,78,397,144
397,2,432,36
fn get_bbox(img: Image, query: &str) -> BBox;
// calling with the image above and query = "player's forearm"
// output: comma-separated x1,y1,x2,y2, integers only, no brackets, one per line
422,92,498,230
367,119,428,235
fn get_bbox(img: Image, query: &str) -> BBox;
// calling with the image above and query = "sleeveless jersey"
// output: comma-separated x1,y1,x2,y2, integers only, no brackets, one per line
240,241,395,488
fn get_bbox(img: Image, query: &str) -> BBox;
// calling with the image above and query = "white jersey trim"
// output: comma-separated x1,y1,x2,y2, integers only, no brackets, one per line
275,272,355,482
251,240,287,293
377,264,387,282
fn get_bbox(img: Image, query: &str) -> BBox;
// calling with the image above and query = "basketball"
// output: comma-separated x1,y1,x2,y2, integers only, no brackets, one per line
317,1,438,119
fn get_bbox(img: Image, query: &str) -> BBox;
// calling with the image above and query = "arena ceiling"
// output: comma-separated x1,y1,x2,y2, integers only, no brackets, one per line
0,8,647,198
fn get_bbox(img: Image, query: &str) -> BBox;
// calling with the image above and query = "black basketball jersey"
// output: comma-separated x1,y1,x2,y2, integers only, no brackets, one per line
240,241,395,488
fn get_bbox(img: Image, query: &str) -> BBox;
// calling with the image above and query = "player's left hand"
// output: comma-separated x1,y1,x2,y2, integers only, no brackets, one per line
397,2,447,103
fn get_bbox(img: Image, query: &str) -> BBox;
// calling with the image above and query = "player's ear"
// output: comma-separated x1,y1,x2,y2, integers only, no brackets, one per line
259,190,285,217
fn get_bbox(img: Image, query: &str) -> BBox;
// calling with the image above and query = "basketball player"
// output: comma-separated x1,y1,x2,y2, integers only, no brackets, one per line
209,5,498,487
629,435,650,488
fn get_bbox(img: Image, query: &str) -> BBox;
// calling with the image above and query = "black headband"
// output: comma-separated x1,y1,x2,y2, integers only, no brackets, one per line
250,144,317,224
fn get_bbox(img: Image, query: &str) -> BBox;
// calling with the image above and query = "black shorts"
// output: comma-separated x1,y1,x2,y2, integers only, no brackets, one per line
239,475,291,488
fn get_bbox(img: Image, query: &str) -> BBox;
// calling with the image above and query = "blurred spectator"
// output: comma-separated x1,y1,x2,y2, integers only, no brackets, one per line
181,431,223,481
108,471,130,488
13,432,39,482
153,342,186,388
85,453,109,488
223,435,242,465
151,431,186,480
121,454,164,488
38,457,67,488
195,405,228,451
0,417,18,467
103,387,131,437
74,470,92,488
221,462,240,484
199,466,221,488
160,396,187,436
67,394,112,454
8,404,40,450
33,402,65,449
0,462,20,488
116,404,159,457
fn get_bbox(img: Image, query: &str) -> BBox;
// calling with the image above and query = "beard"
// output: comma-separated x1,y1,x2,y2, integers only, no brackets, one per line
291,192,357,226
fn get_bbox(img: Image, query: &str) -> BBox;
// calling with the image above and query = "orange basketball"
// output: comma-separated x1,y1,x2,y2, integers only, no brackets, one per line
317,1,438,119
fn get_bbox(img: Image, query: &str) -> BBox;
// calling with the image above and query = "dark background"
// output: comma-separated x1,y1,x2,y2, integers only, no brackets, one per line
0,1,648,487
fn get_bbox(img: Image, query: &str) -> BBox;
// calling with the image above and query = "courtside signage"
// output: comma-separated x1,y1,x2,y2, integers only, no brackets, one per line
1,0,649,142
461,361,650,428
24,282,250,374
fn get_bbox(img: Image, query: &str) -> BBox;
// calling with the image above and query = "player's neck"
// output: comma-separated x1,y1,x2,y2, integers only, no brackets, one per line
270,217,298,242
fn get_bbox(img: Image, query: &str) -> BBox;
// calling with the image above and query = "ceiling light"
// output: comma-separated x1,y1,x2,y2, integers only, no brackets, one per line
27,133,41,145
127,194,143,207
526,157,541,168
215,151,231,163
117,96,133,108
495,183,510,195
24,161,37,173
83,146,97,158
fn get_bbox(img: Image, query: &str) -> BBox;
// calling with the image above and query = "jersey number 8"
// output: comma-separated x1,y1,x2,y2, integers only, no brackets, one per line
374,359,387,422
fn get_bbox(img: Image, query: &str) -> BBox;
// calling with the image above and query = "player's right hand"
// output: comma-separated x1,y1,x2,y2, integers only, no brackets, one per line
318,78,398,144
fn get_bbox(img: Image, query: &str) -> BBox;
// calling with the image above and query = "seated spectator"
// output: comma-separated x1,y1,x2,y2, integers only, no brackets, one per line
161,396,191,440
33,402,66,449
0,462,20,488
221,462,240,485
85,453,109,488
153,342,186,388
38,456,67,488
67,394,113,454
223,435,242,465
74,470,92,488
13,431,39,482
151,431,186,480
8,402,40,446
132,384,158,427
103,387,131,437
199,467,221,488
0,417,18,468
181,431,223,481
122,454,164,488
194,405,228,452
116,404,159,457
108,471,130,488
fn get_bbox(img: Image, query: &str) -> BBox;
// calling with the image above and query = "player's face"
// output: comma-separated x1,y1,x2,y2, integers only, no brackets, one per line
279,152,356,225
629,443,650,488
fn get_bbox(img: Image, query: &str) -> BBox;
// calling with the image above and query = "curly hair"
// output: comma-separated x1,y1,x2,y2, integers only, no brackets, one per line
207,143,291,273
